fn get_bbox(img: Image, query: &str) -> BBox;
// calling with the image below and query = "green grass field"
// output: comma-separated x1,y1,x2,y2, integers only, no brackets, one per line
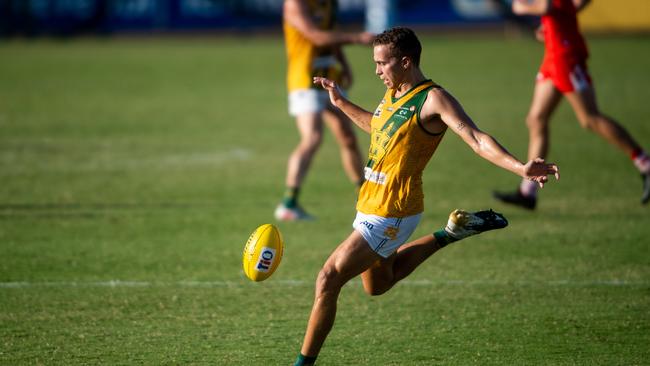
1,33,649,365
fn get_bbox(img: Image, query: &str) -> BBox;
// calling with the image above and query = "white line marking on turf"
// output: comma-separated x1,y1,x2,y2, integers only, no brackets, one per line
86,148,254,171
0,279,648,289
0,148,253,175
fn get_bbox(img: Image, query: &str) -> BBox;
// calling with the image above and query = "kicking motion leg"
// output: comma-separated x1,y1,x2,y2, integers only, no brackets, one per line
362,209,508,296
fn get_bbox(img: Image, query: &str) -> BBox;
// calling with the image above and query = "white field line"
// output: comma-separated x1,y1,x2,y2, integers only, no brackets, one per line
0,279,647,289
1,148,252,174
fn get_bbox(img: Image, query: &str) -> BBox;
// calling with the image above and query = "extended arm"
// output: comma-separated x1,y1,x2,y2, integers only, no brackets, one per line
512,0,549,15
313,77,372,133
284,0,374,47
573,0,591,11
512,0,590,15
424,88,559,186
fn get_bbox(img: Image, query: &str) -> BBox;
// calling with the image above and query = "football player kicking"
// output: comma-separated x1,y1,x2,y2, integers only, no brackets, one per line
292,27,560,366
494,0,650,209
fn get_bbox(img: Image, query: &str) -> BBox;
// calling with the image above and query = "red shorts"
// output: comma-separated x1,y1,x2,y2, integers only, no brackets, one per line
537,56,592,93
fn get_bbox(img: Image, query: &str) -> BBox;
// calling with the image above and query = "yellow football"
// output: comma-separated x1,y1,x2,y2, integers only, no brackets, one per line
242,224,284,282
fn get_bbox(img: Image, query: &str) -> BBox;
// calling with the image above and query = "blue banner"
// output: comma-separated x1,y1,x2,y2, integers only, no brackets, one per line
0,0,508,36
399,0,502,25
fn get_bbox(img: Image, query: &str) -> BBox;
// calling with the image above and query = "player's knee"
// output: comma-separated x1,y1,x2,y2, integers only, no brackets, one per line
338,133,358,151
362,274,393,296
577,114,598,131
299,132,323,153
525,114,548,133
363,283,390,296
315,266,342,296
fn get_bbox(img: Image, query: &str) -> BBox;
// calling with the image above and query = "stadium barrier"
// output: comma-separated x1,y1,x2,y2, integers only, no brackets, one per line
578,0,650,32
0,0,502,36
1,0,648,36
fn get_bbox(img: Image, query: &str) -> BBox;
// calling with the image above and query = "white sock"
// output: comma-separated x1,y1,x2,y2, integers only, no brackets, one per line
519,179,538,198
633,153,650,174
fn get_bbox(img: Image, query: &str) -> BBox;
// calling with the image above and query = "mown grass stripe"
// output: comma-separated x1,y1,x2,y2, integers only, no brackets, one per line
1,279,647,288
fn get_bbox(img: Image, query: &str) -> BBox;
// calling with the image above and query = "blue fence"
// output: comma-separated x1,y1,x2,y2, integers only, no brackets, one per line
0,0,511,36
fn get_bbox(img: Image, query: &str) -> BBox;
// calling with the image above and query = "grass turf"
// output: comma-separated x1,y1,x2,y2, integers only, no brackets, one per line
0,34,649,365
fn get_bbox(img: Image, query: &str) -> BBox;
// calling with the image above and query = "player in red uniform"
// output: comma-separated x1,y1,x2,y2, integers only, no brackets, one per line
494,0,650,208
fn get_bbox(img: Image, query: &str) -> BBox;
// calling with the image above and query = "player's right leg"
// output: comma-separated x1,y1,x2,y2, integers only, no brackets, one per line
276,111,323,221
494,78,562,209
525,79,563,164
277,90,327,221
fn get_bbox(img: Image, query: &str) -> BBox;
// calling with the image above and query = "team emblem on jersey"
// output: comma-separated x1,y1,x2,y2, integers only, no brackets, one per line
383,226,399,240
395,107,413,120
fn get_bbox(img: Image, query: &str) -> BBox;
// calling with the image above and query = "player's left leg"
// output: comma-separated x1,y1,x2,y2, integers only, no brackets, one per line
323,107,364,187
361,209,508,296
493,78,562,210
296,231,382,365
566,86,641,156
565,85,650,203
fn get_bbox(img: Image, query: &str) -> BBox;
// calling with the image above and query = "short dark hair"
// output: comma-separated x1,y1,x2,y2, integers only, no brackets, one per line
373,27,422,67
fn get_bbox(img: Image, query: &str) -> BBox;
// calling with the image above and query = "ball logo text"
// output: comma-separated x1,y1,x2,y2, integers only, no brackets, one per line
256,247,276,273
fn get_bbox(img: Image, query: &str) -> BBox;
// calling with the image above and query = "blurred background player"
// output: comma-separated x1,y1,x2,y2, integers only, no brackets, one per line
275,0,375,221
494,0,650,209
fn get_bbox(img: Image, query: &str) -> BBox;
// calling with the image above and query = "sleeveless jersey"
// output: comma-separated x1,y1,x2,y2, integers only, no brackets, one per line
283,0,342,92
542,0,588,63
356,80,446,218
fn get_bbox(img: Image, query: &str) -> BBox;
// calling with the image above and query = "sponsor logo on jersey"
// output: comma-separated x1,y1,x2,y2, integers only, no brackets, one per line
364,167,387,185
394,107,412,120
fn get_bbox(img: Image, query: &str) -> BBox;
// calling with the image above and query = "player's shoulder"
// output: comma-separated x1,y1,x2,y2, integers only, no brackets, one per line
418,86,450,133
418,86,445,119
426,83,446,96
424,85,454,109
284,0,305,17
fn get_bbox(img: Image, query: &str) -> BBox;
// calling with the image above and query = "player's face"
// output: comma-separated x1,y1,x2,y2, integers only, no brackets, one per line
373,44,404,89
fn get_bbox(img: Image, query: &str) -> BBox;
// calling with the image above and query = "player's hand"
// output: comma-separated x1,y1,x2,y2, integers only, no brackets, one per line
313,76,345,107
523,158,560,187
356,32,375,45
535,24,545,42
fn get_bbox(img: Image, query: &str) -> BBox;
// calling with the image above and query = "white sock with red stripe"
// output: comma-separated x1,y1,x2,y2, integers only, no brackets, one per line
519,179,538,198
633,152,650,175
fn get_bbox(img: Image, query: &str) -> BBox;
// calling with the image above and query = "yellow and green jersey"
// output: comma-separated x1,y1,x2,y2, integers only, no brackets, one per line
357,80,446,218
283,0,342,92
